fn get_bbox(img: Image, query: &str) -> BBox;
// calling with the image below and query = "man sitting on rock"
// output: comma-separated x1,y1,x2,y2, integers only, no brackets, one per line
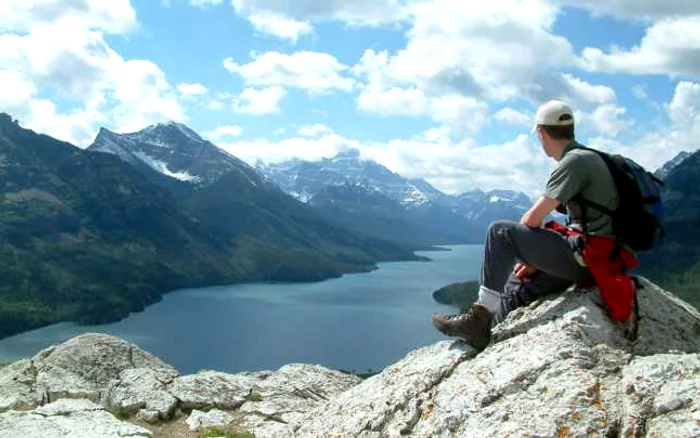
432,100,622,351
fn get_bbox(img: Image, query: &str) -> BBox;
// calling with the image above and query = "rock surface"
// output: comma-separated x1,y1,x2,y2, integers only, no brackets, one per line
295,278,700,437
621,354,700,436
0,278,698,437
0,333,174,413
101,368,180,423
0,398,152,438
186,409,235,431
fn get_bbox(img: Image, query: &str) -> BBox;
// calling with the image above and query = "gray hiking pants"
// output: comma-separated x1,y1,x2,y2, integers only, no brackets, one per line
480,220,591,317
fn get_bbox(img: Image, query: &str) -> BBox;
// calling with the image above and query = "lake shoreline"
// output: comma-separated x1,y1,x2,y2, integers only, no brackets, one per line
0,245,482,375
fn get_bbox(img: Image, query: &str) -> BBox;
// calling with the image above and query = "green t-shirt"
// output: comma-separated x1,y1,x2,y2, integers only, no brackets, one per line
544,141,618,235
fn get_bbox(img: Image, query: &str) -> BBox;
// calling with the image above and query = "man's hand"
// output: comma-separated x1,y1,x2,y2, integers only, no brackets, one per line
520,196,560,228
513,262,537,282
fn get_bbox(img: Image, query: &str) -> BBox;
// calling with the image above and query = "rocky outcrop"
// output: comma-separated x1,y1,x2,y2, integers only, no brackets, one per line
0,334,360,437
0,278,698,437
295,278,700,437
0,398,152,438
0,333,173,413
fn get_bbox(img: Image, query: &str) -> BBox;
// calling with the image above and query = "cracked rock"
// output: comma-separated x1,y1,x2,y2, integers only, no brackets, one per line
101,368,180,422
296,279,700,437
0,398,151,438
186,409,234,431
0,334,175,413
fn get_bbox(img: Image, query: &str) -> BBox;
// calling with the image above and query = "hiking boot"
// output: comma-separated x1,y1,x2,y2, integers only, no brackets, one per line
432,304,493,351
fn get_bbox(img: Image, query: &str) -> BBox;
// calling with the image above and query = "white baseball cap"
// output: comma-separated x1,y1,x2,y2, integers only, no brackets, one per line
531,100,574,133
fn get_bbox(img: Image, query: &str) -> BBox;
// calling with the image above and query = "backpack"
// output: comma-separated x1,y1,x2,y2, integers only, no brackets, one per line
576,146,665,252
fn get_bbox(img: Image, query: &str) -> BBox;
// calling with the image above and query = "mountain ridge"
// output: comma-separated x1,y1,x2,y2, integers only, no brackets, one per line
257,149,531,245
0,113,422,340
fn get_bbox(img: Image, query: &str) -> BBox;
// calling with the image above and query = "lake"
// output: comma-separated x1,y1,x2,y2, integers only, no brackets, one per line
0,245,483,374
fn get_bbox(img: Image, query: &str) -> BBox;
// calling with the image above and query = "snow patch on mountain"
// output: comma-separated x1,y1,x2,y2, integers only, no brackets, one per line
132,151,200,182
88,122,254,187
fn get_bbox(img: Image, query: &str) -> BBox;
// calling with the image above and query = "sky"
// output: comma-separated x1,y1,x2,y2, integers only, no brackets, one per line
1,0,699,196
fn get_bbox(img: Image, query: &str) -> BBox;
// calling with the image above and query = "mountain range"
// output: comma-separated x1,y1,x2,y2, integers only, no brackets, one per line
640,148,700,306
0,113,420,339
3,108,696,339
92,125,534,247
257,149,532,246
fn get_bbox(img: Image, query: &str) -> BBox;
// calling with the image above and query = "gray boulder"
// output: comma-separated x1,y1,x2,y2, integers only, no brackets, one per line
237,364,362,437
0,333,175,413
186,408,235,431
101,368,179,423
169,371,255,410
0,398,151,438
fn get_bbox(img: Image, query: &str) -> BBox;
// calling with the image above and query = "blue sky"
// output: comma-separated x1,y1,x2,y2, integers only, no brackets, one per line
1,0,699,195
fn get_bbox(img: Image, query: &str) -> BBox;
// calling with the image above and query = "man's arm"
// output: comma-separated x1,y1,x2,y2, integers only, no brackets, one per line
520,196,560,228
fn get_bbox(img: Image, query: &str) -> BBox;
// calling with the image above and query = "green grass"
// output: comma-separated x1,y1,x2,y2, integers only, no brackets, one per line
199,428,255,438
243,392,263,403
107,404,132,420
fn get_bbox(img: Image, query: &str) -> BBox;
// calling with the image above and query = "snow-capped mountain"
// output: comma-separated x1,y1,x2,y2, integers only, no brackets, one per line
88,122,253,186
257,148,432,208
655,151,691,181
258,149,532,245
449,189,533,232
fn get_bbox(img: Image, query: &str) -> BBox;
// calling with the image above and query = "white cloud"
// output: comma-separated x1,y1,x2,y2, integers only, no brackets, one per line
349,1,620,132
230,0,410,33
495,108,532,127
105,59,185,133
589,81,700,172
577,104,632,138
420,126,452,143
0,70,37,108
0,7,184,146
218,133,352,165
189,0,224,6
232,86,287,114
205,125,243,142
223,51,355,94
561,74,616,104
0,70,106,146
578,16,700,76
247,11,313,42
211,80,700,197
357,85,489,132
298,124,334,137
177,82,209,96
667,81,700,126
561,0,700,20
632,85,649,100
0,0,137,34
217,129,554,196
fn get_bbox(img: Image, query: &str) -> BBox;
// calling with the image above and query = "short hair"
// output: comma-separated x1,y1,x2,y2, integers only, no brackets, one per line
539,114,575,140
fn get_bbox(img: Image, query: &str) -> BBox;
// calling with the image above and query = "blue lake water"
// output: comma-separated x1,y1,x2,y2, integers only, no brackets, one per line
0,245,483,374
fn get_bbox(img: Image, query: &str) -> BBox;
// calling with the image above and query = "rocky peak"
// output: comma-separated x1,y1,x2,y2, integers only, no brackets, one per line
0,113,18,130
655,150,692,181
1,279,699,437
138,121,205,144
88,122,248,185
327,147,361,163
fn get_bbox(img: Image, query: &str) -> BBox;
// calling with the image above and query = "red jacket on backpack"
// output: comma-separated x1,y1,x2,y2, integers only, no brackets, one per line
545,220,638,322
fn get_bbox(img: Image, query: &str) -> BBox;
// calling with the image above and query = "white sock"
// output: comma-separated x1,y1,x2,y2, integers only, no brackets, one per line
477,285,505,320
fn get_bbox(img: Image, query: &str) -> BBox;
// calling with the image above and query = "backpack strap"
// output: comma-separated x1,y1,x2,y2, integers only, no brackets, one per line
576,197,614,217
